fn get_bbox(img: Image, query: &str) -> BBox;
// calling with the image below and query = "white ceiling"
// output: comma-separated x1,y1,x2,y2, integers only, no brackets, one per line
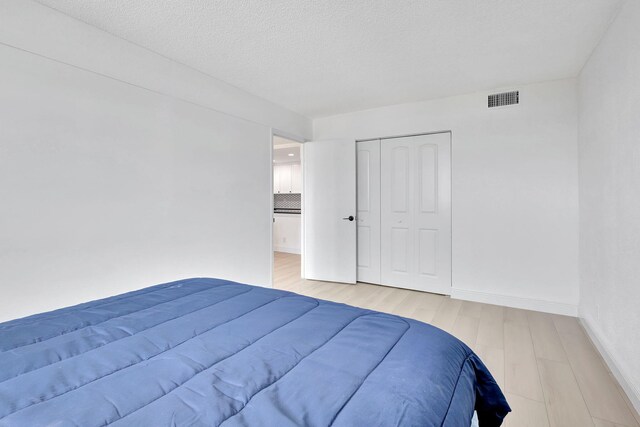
35,0,622,118
273,135,300,147
273,141,301,164
273,136,301,164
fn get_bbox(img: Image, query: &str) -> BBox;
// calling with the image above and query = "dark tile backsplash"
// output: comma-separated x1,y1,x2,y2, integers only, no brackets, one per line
274,193,301,210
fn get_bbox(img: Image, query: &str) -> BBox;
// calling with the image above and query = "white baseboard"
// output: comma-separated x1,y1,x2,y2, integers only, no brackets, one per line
274,246,301,255
450,288,578,316
580,314,640,416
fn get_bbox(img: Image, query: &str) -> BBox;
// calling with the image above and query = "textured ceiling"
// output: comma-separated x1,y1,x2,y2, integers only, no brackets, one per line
35,0,622,118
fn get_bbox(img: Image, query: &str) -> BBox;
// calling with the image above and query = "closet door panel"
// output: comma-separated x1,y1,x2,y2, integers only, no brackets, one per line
357,226,371,267
391,227,410,273
356,140,381,284
419,144,438,213
416,142,439,281
391,146,410,213
418,229,437,276
413,133,451,294
381,132,451,295
381,138,414,288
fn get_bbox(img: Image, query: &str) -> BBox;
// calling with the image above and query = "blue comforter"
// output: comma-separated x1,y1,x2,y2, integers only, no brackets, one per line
0,278,510,426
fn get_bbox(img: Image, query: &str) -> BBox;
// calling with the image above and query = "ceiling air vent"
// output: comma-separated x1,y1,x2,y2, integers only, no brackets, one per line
488,91,519,108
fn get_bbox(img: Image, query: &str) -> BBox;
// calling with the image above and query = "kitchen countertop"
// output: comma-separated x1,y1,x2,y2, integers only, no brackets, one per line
274,210,301,215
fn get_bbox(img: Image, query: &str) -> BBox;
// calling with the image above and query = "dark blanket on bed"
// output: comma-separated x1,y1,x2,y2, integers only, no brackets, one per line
0,278,510,426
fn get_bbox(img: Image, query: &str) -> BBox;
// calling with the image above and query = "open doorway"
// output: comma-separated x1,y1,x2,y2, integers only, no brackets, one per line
272,135,303,288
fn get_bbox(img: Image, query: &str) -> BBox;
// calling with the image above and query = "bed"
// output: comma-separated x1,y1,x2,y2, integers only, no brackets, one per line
0,278,510,426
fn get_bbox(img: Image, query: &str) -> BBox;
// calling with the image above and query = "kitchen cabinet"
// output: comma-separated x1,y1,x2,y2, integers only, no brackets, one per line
273,213,301,254
273,163,302,194
273,166,280,193
278,164,292,193
291,163,302,193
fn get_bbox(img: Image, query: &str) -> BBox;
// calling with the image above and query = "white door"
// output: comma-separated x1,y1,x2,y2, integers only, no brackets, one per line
356,140,381,284
304,139,357,284
381,133,451,294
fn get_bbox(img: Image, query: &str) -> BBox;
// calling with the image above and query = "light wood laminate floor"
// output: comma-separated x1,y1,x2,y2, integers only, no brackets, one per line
274,252,640,427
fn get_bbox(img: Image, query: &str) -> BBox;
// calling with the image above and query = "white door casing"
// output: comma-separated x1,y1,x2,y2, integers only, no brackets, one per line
303,139,357,283
356,140,381,284
380,132,451,294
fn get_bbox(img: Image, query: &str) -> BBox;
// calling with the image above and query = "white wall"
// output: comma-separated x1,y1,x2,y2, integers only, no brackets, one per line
314,79,580,315
578,0,640,411
0,1,311,140
0,1,310,322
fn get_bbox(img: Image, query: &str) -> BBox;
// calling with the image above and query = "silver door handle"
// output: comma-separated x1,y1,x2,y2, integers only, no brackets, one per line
342,216,355,221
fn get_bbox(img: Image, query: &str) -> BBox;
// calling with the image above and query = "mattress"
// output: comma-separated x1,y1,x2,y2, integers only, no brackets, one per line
0,278,510,426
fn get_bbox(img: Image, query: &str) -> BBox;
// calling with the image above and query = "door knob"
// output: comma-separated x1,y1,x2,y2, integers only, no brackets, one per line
342,216,355,221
